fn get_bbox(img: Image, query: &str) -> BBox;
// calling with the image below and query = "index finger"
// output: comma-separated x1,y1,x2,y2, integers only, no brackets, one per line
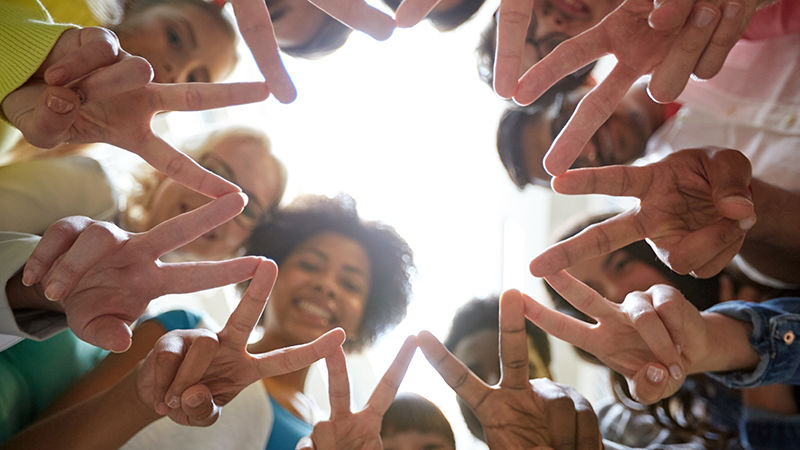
325,346,352,418
542,271,617,321
416,330,491,408
395,0,441,28
149,81,270,112
219,259,278,347
529,211,644,277
498,290,530,389
367,335,418,413
139,192,247,257
542,63,641,176
493,0,533,98
519,289,597,352
312,0,396,41
229,0,296,103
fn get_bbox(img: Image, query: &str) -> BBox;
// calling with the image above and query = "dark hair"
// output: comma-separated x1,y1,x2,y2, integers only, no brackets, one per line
246,194,414,351
381,0,486,31
380,393,456,446
496,104,549,189
476,17,593,106
280,15,353,59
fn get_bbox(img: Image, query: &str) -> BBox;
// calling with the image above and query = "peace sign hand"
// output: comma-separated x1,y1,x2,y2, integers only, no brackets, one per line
296,336,418,450
137,259,346,424
418,290,602,449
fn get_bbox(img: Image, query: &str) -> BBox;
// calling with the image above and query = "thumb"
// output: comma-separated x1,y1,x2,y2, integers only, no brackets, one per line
628,363,673,405
707,149,755,228
648,0,695,30
81,315,133,353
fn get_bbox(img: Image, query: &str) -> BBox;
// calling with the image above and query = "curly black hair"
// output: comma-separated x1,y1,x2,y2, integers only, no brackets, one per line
246,194,414,351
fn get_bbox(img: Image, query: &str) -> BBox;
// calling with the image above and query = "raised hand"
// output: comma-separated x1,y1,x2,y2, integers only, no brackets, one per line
20,192,264,352
229,0,395,104
418,290,602,449
296,336,418,450
137,259,347,425
530,148,756,279
3,72,268,198
525,272,713,403
512,0,756,175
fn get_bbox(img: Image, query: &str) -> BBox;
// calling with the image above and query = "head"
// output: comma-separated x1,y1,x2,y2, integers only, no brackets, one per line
477,9,595,105
381,0,486,31
113,0,238,83
444,296,551,441
380,393,456,450
497,87,651,188
266,0,352,59
129,127,286,260
247,195,414,352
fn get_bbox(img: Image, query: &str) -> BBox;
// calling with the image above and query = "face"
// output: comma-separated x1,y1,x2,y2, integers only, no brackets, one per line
382,431,455,450
146,135,282,259
566,250,670,302
521,87,650,185
518,0,623,73
266,0,328,48
114,3,236,83
263,232,371,346
452,329,550,387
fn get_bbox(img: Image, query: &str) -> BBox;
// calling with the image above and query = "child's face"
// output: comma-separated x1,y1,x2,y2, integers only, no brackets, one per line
115,3,236,83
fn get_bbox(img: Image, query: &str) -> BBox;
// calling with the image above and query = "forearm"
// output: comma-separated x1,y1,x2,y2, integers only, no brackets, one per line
4,369,160,450
694,311,759,374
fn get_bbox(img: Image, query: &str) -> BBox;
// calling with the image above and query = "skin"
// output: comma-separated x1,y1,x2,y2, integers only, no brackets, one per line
114,3,237,83
266,0,330,48
248,232,372,420
565,250,670,303
144,135,283,260
381,431,455,450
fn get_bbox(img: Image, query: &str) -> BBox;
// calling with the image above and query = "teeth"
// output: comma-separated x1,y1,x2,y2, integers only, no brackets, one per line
297,300,332,322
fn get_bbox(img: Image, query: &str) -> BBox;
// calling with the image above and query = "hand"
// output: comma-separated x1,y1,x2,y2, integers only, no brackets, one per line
137,259,347,425
296,336,418,450
393,0,443,28
512,0,755,175
20,193,264,352
418,290,602,449
530,147,756,278
526,273,707,404
229,0,395,104
3,70,269,199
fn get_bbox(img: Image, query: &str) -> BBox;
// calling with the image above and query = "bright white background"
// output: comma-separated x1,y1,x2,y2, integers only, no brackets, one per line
136,2,624,447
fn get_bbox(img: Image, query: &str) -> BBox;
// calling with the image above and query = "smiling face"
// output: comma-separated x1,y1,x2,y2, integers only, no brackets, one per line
565,250,670,303
266,0,328,48
145,133,283,259
114,2,236,83
262,232,372,347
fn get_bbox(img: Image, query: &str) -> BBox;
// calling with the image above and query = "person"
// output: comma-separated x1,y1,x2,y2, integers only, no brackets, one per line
266,0,354,59
380,393,456,450
6,194,415,449
443,295,551,441
383,0,486,31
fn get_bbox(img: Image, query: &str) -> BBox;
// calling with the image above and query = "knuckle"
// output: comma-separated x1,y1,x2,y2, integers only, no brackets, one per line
155,349,183,369
183,86,203,110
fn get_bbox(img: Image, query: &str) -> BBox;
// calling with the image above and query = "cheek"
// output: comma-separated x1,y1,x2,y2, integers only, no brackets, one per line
221,221,252,247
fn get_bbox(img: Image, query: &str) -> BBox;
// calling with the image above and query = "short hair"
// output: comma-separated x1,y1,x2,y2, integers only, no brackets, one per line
381,0,486,31
380,393,455,446
280,15,353,59
496,104,549,189
246,194,414,351
444,296,551,367
476,17,593,106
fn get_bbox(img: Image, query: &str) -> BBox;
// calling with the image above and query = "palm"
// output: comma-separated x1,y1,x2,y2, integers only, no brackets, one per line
314,410,384,450
473,387,550,447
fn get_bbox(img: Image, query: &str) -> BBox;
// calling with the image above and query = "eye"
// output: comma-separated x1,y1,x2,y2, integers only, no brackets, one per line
298,260,321,272
166,26,182,51
340,277,364,294
609,252,632,275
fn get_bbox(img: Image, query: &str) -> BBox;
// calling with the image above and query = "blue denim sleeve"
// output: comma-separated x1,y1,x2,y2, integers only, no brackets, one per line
705,297,800,388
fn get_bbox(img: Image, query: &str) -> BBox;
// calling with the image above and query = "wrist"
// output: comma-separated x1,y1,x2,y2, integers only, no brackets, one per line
6,268,61,313
697,312,759,373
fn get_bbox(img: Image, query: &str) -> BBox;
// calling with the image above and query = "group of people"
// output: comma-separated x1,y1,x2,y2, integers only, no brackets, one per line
1,0,798,449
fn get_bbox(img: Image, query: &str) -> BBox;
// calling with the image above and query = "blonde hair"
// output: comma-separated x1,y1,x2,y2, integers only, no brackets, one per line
124,127,286,231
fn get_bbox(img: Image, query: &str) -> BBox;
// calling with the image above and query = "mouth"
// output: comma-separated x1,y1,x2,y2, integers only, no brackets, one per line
294,298,334,326
549,0,590,19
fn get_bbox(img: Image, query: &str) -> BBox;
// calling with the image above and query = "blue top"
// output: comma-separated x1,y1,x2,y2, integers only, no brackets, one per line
0,309,202,444
265,394,313,450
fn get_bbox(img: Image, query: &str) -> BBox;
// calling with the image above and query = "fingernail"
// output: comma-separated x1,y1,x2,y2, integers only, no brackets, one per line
739,215,756,231
724,2,741,18
694,6,716,27
725,195,754,208
46,95,74,114
155,402,169,415
186,392,204,407
47,67,67,85
647,366,666,383
669,364,684,380
167,396,180,409
44,281,65,301
21,268,35,286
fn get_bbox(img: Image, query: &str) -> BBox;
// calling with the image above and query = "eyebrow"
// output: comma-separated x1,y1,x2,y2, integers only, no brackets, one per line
300,249,368,277
179,18,198,50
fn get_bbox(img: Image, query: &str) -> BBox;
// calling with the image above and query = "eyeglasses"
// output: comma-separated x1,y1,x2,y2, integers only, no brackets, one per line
198,154,266,227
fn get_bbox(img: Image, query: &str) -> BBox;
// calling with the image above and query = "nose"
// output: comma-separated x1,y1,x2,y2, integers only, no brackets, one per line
313,269,339,299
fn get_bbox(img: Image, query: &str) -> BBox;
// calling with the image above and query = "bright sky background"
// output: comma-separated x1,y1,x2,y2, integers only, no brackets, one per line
139,2,625,447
